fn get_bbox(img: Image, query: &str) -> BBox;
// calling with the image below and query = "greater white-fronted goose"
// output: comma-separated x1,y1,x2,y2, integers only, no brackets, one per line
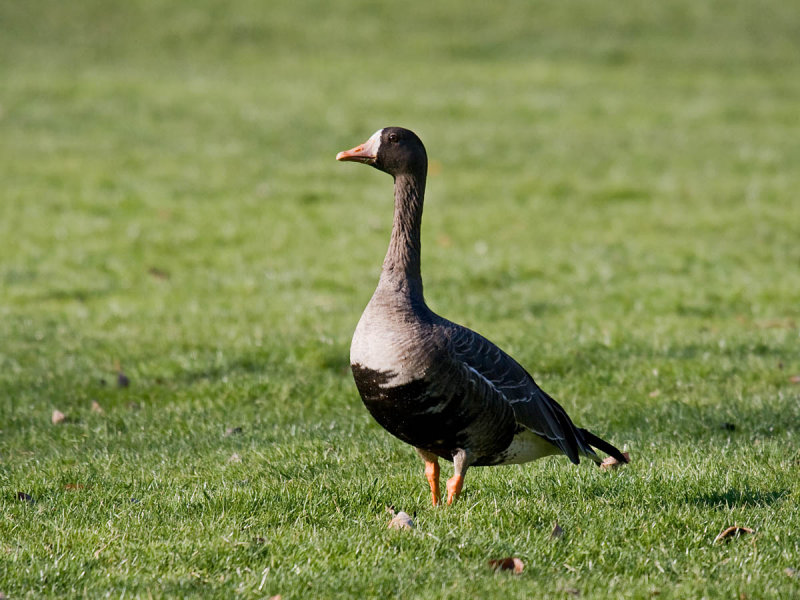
337,127,628,506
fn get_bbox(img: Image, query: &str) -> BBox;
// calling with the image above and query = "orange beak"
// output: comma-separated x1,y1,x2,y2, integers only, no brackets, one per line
335,144,376,164
336,131,381,164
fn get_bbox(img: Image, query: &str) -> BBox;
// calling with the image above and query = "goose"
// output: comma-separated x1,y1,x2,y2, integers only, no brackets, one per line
336,127,628,506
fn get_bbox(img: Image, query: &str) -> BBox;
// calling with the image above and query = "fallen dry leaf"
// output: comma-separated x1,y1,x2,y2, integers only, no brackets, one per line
489,557,524,574
714,526,754,543
550,523,564,539
648,390,660,398
93,541,112,559
600,452,631,470
387,511,415,530
269,596,282,600
789,375,800,384
90,400,104,414
64,484,85,491
51,410,67,425
756,318,797,330
147,266,170,280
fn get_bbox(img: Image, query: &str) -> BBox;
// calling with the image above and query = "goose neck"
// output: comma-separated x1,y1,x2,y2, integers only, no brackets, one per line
381,171,426,299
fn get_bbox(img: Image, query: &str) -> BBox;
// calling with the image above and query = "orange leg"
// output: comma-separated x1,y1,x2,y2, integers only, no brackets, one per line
446,448,471,505
425,460,441,506
415,448,441,506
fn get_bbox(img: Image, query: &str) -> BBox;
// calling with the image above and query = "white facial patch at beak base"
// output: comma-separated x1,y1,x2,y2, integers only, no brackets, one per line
361,128,383,159
335,128,384,163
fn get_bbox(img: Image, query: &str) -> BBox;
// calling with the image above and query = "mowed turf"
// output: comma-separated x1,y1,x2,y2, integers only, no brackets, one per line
1,1,799,597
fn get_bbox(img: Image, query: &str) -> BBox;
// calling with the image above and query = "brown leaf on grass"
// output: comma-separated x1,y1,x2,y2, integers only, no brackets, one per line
550,523,564,539
648,389,660,398
756,318,796,330
93,540,113,559
51,410,67,425
714,526,754,543
64,484,85,491
90,400,104,414
600,452,631,471
147,267,170,280
488,557,524,574
387,511,415,530
790,375,800,384
268,596,282,600
16,492,34,503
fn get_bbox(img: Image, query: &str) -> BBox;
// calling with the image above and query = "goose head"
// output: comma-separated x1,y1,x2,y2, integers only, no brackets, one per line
336,127,427,178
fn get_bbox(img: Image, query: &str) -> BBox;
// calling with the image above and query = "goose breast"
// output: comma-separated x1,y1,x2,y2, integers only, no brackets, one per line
351,310,517,462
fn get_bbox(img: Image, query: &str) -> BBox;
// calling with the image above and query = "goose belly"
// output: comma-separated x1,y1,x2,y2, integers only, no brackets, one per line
351,363,511,461
491,427,559,465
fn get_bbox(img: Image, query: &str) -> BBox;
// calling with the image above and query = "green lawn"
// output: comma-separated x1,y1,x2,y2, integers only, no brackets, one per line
1,1,799,597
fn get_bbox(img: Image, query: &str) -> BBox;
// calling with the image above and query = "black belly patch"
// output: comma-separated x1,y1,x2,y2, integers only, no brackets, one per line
351,363,512,463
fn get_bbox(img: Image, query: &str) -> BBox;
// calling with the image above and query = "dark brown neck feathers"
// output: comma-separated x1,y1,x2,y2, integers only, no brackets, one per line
380,170,427,301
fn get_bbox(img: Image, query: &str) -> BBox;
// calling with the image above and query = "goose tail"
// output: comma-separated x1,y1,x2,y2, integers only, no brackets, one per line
578,428,628,465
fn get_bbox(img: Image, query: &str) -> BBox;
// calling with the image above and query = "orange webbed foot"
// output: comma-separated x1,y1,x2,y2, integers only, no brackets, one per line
446,474,464,505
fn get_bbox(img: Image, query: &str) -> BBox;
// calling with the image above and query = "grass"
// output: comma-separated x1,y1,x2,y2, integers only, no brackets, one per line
1,0,799,597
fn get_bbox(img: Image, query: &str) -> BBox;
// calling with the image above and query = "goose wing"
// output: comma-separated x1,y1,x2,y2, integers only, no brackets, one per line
446,323,594,464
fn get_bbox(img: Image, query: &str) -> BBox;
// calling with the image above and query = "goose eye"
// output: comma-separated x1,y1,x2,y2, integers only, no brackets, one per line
388,133,398,143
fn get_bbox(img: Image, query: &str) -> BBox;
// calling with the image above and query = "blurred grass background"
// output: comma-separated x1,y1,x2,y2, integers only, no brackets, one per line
1,1,799,598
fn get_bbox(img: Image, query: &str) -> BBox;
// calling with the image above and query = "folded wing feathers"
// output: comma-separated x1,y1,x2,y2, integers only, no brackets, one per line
448,324,596,464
